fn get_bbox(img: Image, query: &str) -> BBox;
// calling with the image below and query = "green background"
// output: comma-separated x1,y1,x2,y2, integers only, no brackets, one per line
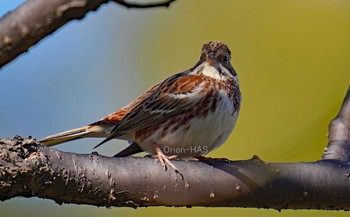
1,0,350,216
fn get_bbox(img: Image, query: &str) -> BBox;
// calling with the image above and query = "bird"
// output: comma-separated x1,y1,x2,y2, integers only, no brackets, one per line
40,40,242,173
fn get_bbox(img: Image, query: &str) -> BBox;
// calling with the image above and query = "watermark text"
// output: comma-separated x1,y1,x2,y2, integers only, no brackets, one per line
163,145,209,155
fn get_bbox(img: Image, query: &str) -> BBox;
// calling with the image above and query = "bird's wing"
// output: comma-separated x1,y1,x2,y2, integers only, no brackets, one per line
94,72,212,148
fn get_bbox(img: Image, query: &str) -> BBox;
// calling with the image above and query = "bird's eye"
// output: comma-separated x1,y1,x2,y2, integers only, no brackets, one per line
223,54,230,63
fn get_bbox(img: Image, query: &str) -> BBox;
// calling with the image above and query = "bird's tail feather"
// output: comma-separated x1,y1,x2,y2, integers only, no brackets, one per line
40,126,98,147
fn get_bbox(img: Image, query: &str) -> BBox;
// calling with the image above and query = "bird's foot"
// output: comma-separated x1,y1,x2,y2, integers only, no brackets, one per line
152,145,183,179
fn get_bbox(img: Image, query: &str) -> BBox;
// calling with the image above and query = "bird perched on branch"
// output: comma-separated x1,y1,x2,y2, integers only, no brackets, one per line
40,40,242,173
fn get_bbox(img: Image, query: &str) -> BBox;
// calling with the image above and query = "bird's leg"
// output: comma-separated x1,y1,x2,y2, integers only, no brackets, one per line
152,144,181,175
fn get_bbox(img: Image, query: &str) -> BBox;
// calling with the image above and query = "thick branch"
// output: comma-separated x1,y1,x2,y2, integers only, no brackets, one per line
323,86,350,161
0,0,175,68
1,136,350,210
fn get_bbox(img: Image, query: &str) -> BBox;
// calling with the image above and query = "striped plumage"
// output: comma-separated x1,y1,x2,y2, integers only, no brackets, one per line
40,40,241,171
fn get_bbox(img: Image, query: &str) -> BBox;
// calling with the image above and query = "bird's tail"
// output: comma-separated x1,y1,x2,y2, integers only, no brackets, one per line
40,125,107,147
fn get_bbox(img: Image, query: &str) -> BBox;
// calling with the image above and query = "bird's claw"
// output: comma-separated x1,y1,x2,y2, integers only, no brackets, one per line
152,145,184,179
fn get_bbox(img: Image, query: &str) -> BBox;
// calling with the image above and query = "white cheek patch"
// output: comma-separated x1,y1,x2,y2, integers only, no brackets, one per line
200,63,223,80
190,62,238,82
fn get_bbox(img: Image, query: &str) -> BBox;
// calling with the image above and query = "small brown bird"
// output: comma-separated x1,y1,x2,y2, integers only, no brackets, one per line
40,40,241,172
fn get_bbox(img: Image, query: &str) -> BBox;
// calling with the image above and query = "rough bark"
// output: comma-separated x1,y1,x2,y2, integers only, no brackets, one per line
1,136,350,210
0,0,175,68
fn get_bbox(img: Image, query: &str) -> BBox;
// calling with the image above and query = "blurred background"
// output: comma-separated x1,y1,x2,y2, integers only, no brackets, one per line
1,0,350,216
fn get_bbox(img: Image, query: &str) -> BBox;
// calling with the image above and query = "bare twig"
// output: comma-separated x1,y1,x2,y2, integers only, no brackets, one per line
323,86,350,161
0,0,175,68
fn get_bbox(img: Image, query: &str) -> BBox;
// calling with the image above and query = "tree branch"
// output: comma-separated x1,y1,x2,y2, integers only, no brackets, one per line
323,85,350,161
0,0,175,68
1,136,350,210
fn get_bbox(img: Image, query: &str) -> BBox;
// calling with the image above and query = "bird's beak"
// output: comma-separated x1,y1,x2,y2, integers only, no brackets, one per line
206,52,216,66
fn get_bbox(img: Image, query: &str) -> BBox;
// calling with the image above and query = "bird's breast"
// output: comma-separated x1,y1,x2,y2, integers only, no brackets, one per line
135,87,240,157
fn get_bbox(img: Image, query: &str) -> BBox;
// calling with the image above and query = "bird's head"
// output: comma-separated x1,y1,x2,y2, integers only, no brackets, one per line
192,41,237,79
